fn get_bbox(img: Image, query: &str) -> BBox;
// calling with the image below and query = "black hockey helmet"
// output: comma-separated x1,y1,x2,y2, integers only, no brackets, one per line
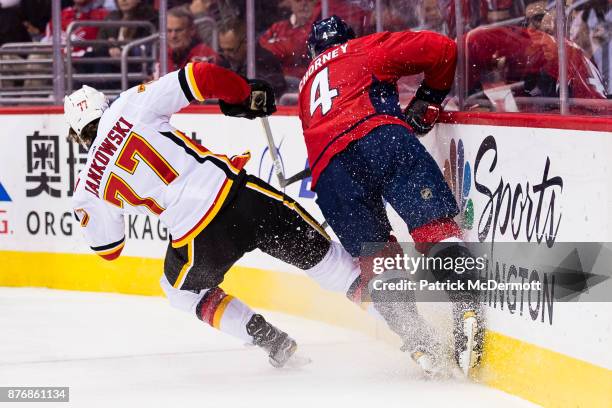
307,15,356,59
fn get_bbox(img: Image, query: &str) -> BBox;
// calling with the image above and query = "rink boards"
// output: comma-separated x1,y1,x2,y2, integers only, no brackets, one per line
0,107,611,407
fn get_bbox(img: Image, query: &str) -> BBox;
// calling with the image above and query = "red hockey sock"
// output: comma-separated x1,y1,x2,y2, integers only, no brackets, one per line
410,217,463,254
347,235,403,304
196,287,230,326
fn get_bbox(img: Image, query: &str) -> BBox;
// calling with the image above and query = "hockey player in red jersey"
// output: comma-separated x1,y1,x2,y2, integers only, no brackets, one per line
65,62,422,370
298,16,484,376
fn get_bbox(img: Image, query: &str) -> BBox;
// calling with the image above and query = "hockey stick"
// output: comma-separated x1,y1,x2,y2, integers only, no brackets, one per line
260,117,287,187
259,117,328,229
283,167,311,187
260,117,312,188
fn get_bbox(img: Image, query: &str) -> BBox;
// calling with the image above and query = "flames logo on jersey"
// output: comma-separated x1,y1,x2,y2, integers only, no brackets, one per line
443,139,473,230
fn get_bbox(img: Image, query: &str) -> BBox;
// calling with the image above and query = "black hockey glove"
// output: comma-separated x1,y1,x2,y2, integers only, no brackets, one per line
404,84,449,136
219,79,277,120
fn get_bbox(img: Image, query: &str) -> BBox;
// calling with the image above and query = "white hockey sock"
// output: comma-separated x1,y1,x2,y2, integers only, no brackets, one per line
214,296,255,343
305,241,361,293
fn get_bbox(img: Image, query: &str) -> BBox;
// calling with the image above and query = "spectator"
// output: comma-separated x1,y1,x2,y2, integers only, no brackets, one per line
21,0,107,90
328,0,374,36
165,6,218,71
0,0,30,90
41,0,109,57
568,0,611,94
589,0,611,95
446,0,488,37
218,18,287,96
97,0,157,60
215,0,289,34
394,0,447,106
176,0,218,47
0,0,31,46
379,0,419,31
91,0,157,89
414,0,449,34
569,0,595,56
259,0,318,81
524,0,550,32
390,0,418,31
464,23,608,113
443,0,525,36
21,0,52,42
486,0,520,24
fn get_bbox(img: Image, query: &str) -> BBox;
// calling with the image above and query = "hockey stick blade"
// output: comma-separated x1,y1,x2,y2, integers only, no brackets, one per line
282,168,312,187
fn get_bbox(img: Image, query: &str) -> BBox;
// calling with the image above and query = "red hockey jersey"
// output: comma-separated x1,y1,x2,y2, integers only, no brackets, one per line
297,30,456,188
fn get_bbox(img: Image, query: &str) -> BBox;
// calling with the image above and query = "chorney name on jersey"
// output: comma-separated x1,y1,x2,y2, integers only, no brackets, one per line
73,63,250,260
299,43,349,93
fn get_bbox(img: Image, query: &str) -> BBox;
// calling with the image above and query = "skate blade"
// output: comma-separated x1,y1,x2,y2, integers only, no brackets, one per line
281,352,312,369
268,341,311,369
411,351,451,380
459,315,477,377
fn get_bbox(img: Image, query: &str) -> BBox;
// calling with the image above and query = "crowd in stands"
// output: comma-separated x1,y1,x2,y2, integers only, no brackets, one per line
165,7,216,70
0,0,609,112
460,0,610,113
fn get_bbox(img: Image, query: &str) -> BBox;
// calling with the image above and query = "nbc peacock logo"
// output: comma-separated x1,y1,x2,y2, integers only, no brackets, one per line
443,139,473,230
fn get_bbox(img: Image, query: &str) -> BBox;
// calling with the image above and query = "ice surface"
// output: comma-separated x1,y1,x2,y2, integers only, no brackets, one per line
0,288,536,408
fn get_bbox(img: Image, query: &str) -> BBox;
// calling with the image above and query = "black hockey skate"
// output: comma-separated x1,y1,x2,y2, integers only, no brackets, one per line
371,281,449,378
246,314,297,368
426,242,486,377
406,345,448,379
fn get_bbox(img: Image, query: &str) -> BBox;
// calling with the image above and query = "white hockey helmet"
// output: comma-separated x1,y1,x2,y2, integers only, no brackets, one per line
64,85,109,136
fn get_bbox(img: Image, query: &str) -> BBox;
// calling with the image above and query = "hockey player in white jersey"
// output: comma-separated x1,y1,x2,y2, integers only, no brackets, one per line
65,62,433,370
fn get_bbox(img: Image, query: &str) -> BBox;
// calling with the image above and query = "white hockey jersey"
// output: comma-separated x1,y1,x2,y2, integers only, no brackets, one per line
72,63,251,260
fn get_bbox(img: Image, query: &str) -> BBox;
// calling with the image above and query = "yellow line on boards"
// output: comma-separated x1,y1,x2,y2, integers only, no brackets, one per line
0,250,164,296
479,331,612,408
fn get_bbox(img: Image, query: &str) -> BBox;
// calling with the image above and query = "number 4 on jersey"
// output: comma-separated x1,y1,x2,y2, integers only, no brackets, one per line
310,67,338,116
